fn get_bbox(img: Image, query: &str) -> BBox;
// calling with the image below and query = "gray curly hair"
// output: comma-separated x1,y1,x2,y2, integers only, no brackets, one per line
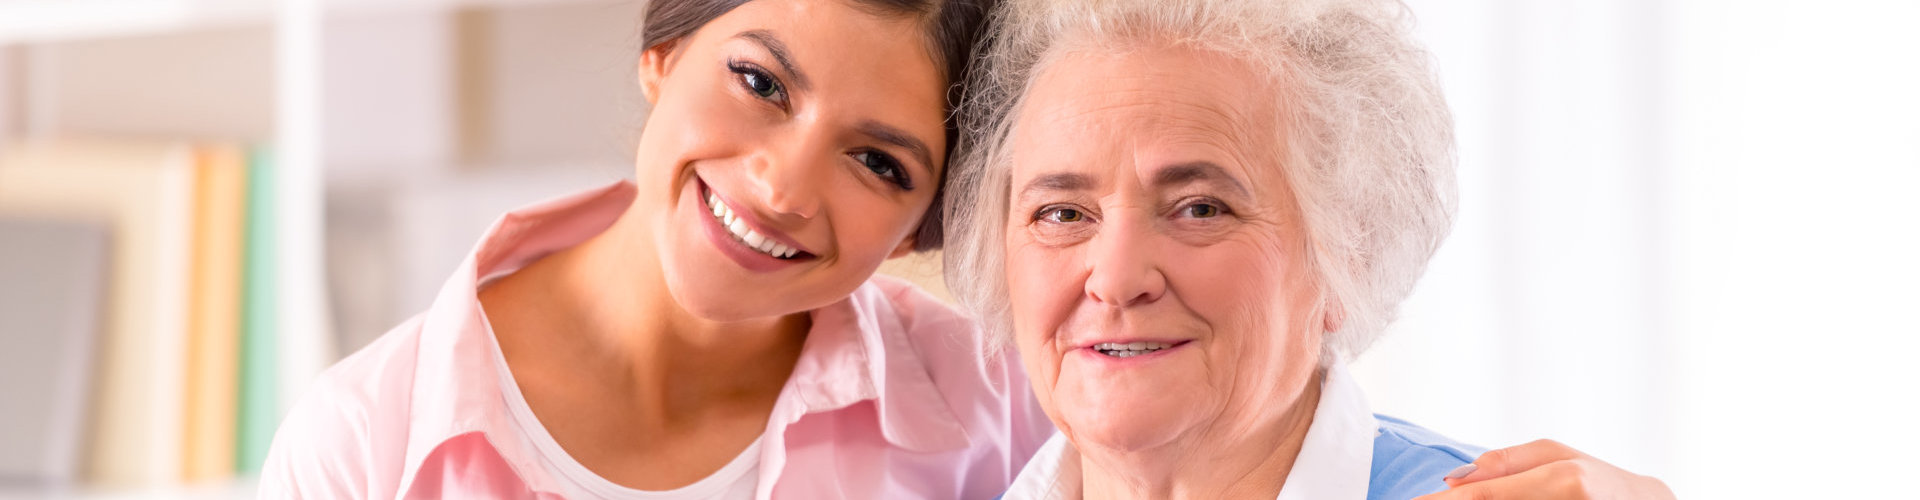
941,0,1457,362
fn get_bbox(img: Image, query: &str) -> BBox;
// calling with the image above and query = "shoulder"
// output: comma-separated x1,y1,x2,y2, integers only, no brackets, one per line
259,315,429,497
854,276,1055,482
291,313,434,422
858,275,974,336
1369,414,1484,499
855,276,1008,399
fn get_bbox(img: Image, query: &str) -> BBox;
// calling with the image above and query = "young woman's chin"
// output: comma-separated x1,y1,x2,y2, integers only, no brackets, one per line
658,251,874,323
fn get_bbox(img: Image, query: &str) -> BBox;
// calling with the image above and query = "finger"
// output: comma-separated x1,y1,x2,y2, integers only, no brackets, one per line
1418,459,1591,500
1447,439,1590,486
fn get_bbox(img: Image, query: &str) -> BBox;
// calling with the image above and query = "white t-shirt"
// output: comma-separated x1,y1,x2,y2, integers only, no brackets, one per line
488,326,761,500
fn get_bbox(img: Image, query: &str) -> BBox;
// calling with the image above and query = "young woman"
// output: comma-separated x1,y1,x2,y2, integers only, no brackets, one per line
261,0,1050,497
261,0,1666,498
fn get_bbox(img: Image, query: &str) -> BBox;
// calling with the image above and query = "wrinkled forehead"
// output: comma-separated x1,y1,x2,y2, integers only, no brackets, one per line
1006,43,1288,187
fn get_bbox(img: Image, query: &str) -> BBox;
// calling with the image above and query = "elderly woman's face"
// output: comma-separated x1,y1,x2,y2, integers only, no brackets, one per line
1004,45,1330,454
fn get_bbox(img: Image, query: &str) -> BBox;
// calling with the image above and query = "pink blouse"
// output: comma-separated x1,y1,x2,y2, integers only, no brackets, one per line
258,182,1056,499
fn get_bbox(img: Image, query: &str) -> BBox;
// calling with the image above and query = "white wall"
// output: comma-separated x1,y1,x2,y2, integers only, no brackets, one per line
24,25,274,142
1354,0,1920,497
317,2,645,352
321,7,457,184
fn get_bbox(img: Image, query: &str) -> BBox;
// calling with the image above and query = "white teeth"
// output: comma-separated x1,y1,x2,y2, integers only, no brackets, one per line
705,188,802,260
1093,342,1175,357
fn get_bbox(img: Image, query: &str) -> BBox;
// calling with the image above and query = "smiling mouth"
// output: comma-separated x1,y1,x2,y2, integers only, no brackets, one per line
703,187,810,260
1092,341,1179,358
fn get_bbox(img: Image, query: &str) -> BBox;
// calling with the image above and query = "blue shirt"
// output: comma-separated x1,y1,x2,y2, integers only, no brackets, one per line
1369,414,1484,500
1001,360,1484,500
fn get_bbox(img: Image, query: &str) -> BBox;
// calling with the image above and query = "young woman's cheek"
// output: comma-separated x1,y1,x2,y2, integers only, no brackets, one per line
834,187,922,263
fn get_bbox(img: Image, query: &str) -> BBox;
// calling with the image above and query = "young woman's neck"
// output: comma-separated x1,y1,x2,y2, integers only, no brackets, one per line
491,206,809,419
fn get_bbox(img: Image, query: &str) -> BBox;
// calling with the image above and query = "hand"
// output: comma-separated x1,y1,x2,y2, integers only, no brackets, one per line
1413,439,1674,499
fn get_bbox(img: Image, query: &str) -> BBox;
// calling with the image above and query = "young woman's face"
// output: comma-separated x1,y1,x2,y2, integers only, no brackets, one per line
634,0,947,321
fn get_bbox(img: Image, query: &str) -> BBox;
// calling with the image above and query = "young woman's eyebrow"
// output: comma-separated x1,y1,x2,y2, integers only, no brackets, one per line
857,120,935,173
735,30,811,92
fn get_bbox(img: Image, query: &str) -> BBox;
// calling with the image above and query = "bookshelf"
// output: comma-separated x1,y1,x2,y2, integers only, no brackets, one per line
0,0,641,496
0,0,273,46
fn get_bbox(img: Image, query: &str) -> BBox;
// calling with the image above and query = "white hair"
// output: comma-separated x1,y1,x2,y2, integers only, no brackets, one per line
942,0,1457,362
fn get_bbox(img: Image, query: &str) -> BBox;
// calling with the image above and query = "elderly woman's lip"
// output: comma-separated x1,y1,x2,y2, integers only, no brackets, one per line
1074,339,1192,350
1077,339,1193,359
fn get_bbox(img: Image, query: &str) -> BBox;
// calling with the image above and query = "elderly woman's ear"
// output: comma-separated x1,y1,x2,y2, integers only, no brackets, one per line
1321,294,1346,335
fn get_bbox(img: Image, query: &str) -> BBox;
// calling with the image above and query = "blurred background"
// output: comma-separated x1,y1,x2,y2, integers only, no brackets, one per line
0,0,1913,498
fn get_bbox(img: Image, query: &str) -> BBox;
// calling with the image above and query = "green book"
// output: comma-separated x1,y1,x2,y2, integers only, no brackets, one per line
236,145,278,474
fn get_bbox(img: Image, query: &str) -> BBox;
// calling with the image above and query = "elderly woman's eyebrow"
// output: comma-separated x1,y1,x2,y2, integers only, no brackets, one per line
736,30,812,92
1153,162,1250,198
1018,172,1095,202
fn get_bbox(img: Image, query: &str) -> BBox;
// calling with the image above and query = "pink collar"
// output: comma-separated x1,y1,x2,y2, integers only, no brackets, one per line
391,181,969,496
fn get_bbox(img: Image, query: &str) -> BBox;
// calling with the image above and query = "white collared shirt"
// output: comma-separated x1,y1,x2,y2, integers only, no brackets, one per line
1003,359,1379,500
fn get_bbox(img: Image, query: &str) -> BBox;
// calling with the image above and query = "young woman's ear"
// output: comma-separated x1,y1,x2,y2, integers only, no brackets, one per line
886,236,918,260
638,40,681,105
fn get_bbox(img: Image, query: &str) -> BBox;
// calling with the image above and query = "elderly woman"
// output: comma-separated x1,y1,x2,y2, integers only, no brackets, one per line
945,0,1675,498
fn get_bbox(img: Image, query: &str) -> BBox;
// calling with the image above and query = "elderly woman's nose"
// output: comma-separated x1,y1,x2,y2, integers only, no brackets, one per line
1082,219,1168,307
744,141,826,219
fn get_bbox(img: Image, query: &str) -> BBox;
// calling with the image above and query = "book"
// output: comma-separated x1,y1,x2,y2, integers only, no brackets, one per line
234,146,278,475
0,138,195,488
0,217,110,488
183,144,246,482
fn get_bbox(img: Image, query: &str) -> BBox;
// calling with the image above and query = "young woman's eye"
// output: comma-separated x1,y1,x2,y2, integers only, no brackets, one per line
728,60,787,105
853,151,914,191
743,71,779,97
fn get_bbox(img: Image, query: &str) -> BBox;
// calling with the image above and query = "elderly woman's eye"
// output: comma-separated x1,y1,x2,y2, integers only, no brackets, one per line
1039,207,1086,223
1181,200,1229,219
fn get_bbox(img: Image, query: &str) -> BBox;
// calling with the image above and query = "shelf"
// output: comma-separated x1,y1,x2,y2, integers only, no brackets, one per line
0,0,628,46
0,478,257,500
0,0,272,46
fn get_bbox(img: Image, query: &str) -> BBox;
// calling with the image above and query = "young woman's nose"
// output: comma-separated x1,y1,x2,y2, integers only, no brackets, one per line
744,138,828,220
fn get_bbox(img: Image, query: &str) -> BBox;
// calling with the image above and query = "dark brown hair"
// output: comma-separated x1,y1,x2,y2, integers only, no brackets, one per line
640,0,997,251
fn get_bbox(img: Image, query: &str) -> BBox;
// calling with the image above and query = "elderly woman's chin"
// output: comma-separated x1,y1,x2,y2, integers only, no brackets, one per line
1048,347,1218,453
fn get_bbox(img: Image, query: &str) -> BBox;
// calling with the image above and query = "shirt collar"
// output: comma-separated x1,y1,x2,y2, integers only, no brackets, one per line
391,181,970,496
1275,358,1377,500
1003,358,1377,499
748,277,975,498
778,279,972,451
397,180,635,496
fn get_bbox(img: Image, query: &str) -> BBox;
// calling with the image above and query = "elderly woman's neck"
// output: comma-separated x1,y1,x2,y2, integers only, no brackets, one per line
1076,368,1327,500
